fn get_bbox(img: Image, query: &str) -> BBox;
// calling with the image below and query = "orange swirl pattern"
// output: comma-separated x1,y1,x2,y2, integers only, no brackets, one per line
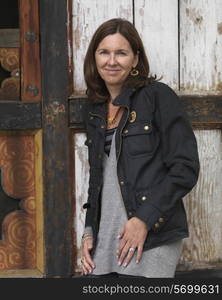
20,197,36,215
0,136,36,270
3,160,35,198
0,48,20,101
0,48,19,72
0,137,33,166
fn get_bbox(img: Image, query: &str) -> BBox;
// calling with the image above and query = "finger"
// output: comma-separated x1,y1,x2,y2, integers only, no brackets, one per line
116,237,127,258
81,263,86,274
82,263,90,275
118,242,131,266
83,259,93,274
122,247,136,268
117,226,125,239
83,240,96,269
136,244,143,263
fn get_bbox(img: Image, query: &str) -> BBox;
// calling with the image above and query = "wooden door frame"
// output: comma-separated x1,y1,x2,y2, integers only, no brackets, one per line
39,0,72,277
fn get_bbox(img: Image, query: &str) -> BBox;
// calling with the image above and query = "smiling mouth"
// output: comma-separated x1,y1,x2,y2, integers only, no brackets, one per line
105,69,120,72
104,69,121,73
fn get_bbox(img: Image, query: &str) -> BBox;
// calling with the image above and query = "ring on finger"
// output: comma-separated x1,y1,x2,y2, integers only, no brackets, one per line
129,247,136,252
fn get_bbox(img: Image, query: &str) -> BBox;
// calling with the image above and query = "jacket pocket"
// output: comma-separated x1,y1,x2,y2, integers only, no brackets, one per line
122,121,160,157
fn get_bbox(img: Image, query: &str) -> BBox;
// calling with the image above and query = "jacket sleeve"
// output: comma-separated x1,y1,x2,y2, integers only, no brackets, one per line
134,82,200,231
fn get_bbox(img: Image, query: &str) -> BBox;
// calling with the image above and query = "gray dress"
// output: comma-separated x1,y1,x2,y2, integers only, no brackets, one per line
85,130,183,278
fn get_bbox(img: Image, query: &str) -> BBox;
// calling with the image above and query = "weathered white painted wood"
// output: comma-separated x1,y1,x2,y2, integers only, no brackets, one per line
74,130,222,272
178,130,222,270
74,132,89,272
72,0,133,95
72,0,222,274
180,0,222,94
134,0,179,89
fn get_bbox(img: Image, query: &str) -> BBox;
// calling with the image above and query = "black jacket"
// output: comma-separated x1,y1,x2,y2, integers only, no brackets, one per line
83,81,200,252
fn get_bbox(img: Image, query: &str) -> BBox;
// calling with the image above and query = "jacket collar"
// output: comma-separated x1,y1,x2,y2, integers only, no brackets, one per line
112,87,136,107
89,87,136,117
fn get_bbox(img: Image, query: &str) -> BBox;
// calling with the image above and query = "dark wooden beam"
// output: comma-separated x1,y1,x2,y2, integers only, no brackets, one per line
0,29,20,47
175,268,222,278
181,95,222,129
69,97,88,129
0,101,41,129
69,95,222,129
40,0,72,277
20,0,42,101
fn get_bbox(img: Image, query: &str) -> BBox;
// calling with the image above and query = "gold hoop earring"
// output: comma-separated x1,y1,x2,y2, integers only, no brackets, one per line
130,68,139,76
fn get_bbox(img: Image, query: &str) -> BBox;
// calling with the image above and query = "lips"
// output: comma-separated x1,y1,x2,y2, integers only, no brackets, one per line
104,69,121,75
105,68,121,71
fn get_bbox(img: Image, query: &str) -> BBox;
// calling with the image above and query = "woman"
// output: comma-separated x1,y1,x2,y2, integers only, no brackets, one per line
80,18,199,278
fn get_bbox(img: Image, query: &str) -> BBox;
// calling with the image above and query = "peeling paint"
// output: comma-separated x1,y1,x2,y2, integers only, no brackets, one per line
186,7,203,26
217,22,222,35
44,102,66,125
217,82,222,91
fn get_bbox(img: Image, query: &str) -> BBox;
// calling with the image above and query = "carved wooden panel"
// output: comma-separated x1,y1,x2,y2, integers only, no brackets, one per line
0,134,36,270
0,48,20,100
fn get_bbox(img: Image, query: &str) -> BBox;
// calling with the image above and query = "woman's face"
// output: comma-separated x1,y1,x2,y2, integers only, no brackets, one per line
95,33,138,92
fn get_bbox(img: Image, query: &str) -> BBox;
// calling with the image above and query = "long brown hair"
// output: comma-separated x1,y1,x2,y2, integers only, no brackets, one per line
84,18,157,103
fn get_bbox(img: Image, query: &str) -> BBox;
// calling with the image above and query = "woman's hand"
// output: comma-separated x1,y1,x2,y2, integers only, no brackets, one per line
81,236,95,275
116,217,148,267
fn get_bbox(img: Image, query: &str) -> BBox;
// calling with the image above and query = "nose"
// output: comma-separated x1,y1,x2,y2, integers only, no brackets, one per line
107,53,117,65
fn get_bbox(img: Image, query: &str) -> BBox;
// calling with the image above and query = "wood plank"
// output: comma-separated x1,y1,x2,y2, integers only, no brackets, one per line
181,95,222,129
0,102,41,130
176,268,222,278
72,0,133,95
180,0,222,94
34,130,44,274
0,269,43,278
178,130,222,271
40,0,72,277
73,132,89,274
67,0,74,97
0,29,20,48
69,97,88,128
20,0,41,101
134,0,179,89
